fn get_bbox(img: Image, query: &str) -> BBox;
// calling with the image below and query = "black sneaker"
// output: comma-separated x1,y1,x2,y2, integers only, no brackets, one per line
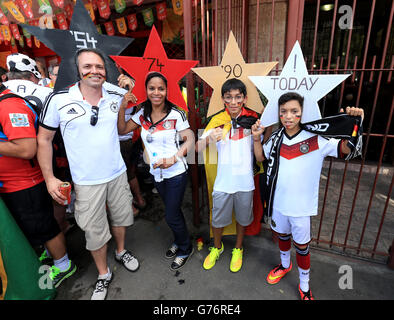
49,260,76,288
91,272,113,300
165,243,179,259
170,247,194,271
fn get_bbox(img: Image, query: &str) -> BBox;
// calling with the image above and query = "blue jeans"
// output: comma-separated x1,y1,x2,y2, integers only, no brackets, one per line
154,171,192,256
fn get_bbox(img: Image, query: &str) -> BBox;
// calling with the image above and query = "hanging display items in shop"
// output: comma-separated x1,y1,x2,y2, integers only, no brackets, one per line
0,0,196,50
3,1,25,23
55,12,68,30
97,0,111,19
142,7,154,27
15,0,33,19
21,0,133,90
115,17,127,35
0,7,9,25
156,2,167,21
114,0,126,14
127,13,137,31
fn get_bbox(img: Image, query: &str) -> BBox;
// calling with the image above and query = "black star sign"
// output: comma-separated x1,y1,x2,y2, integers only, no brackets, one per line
21,0,133,91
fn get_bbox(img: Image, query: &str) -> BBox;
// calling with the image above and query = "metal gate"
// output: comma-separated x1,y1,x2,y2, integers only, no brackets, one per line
183,0,394,264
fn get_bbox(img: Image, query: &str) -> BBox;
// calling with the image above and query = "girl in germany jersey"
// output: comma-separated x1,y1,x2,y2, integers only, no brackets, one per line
117,72,195,271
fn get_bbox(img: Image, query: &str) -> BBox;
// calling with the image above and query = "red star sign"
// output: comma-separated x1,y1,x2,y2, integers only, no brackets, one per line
110,25,198,111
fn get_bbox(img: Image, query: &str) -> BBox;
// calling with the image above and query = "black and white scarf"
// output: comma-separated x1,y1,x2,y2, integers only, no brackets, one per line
262,113,363,220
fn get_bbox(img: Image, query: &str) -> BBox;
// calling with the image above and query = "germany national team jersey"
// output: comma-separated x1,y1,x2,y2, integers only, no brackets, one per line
40,83,126,185
131,107,189,182
200,107,256,194
263,129,340,217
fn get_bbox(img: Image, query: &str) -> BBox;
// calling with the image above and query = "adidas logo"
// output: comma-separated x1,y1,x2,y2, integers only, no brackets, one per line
67,108,78,114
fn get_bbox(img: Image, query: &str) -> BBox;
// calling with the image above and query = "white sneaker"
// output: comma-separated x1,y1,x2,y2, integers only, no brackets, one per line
115,250,139,272
91,272,113,300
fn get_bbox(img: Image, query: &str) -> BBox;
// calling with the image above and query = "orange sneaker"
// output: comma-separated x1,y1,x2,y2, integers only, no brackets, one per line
266,262,292,284
298,285,314,300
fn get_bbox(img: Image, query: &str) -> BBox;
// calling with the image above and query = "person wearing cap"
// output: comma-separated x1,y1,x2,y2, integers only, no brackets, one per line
1,53,77,287
37,48,139,300
3,53,52,113
0,82,76,289
4,53,74,241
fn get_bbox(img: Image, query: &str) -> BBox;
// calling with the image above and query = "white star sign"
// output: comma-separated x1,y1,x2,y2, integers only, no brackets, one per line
249,41,351,127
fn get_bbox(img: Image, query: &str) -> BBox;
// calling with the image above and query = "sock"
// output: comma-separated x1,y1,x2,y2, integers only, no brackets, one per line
53,253,70,272
295,244,311,292
298,267,310,292
116,249,126,259
280,250,291,269
98,267,111,280
278,234,291,269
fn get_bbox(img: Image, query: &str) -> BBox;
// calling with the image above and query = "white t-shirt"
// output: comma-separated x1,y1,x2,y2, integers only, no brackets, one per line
3,79,53,112
131,107,189,182
263,129,340,217
119,107,135,142
40,83,126,185
203,125,255,194
3,80,121,114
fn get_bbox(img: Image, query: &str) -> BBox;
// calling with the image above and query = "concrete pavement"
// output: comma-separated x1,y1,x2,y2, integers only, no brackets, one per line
54,183,394,301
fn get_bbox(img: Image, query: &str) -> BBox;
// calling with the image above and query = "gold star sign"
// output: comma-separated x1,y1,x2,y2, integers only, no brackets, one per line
192,31,277,117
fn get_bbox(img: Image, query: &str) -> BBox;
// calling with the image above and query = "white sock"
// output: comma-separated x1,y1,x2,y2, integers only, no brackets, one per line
53,253,70,272
280,250,291,269
298,267,310,292
98,267,111,280
115,249,126,259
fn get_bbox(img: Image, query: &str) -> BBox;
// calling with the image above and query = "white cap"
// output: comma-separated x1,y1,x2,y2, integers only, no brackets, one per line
6,53,42,79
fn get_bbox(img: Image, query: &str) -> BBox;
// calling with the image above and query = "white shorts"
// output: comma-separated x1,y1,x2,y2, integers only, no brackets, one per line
271,209,311,245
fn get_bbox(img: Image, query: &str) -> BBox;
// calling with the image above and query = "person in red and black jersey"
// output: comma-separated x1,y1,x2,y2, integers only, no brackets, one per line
0,84,76,288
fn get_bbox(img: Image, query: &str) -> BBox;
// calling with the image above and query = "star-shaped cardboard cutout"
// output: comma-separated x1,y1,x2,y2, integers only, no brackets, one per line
192,31,277,118
249,41,351,127
110,25,198,111
21,0,133,91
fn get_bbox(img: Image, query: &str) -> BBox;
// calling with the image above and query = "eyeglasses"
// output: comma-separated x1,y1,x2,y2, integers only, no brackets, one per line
223,94,244,103
90,106,99,126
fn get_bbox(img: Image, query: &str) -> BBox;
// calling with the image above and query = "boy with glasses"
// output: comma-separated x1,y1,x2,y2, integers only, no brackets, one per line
196,78,258,272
